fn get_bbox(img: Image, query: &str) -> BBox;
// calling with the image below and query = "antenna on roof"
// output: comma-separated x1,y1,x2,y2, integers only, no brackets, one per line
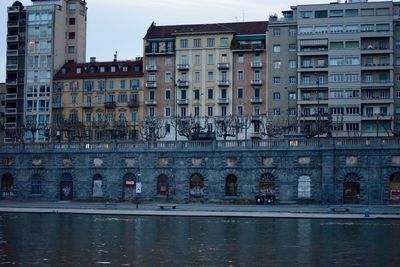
242,10,245,22
114,51,118,62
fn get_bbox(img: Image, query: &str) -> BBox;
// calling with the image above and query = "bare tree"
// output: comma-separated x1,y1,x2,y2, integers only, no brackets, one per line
139,116,168,142
215,115,251,140
172,116,209,140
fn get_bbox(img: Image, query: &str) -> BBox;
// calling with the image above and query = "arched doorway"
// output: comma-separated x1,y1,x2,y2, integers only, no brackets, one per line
1,173,14,199
122,173,136,201
189,173,204,200
225,174,238,196
389,172,400,204
92,174,104,198
157,174,169,196
259,173,276,197
343,173,360,204
60,173,73,201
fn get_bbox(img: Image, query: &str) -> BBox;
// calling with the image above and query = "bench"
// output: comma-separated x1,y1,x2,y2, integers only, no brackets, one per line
330,207,350,212
158,204,177,210
104,202,117,208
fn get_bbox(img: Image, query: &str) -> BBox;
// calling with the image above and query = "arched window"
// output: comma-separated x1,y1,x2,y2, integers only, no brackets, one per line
225,174,238,196
31,174,42,195
157,174,169,196
93,174,103,197
298,175,311,199
189,174,204,198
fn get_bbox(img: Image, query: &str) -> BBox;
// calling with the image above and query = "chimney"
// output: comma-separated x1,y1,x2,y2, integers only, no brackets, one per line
114,51,118,62
90,57,96,63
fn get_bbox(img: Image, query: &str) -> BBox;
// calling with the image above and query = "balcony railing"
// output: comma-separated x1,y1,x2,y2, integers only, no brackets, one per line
177,64,190,71
250,97,263,104
217,98,229,104
251,61,263,68
177,81,189,88
145,65,157,72
83,103,93,109
105,101,117,109
217,63,230,69
231,43,265,51
7,50,18,56
128,100,139,108
5,94,17,100
145,99,157,105
7,35,19,42
177,99,189,105
145,46,175,55
145,81,157,89
250,79,263,86
217,80,230,87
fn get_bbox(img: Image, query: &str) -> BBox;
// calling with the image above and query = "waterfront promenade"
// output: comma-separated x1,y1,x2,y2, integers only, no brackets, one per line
0,201,399,219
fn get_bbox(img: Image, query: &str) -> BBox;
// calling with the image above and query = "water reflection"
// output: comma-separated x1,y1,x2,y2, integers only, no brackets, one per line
0,214,399,266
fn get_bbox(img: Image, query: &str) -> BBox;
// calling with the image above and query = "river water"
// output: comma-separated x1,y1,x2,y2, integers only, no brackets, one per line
0,214,399,266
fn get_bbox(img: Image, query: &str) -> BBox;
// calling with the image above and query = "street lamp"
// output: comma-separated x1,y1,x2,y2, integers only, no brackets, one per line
316,79,321,138
173,79,181,142
136,170,141,209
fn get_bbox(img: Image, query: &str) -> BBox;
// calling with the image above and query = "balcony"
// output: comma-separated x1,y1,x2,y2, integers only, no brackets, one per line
5,108,17,114
6,79,17,85
177,64,190,71
177,81,189,88
145,65,157,72
145,46,175,55
217,63,230,69
5,94,17,100
105,101,117,109
7,35,19,42
231,43,265,51
8,6,21,13
145,81,157,89
6,63,18,71
250,97,263,104
217,80,230,87
7,21,19,27
52,102,62,108
361,63,391,70
7,50,18,56
83,103,93,109
128,100,139,108
251,61,263,68
217,98,230,104
145,99,157,105
177,99,189,105
250,79,263,86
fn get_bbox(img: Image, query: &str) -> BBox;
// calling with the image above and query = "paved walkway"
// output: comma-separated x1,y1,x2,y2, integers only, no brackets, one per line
0,201,400,219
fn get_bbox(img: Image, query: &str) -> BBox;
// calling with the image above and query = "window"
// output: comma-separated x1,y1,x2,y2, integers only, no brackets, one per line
397,91,400,98
273,61,281,69
84,81,93,92
165,90,171,100
194,71,200,81
180,39,188,48
273,45,281,53
237,70,244,81
98,80,105,91
31,175,42,195
298,176,311,199
361,24,374,32
289,76,297,84
237,54,244,63
180,90,187,100
207,54,214,64
376,24,390,32
289,92,296,100
207,38,215,47
299,26,313,34
149,107,155,117
315,10,328,18
149,91,155,100
254,88,260,98
130,79,140,89
273,92,280,101
220,37,228,47
237,106,243,115
289,44,296,52
346,123,359,131
330,41,344,49
69,18,75,25
300,11,312,18
165,72,172,83
345,9,358,17
194,55,201,65
68,3,76,10
208,89,213,99
376,8,390,16
120,80,126,89
207,71,214,81
289,60,296,68
194,39,201,48
237,88,243,99
194,89,200,100
208,106,213,116
361,8,374,16
273,108,280,116
68,32,75,39
180,55,187,64
330,10,343,17
68,46,75,54
165,107,171,117
273,28,280,37
273,77,280,85
221,106,227,116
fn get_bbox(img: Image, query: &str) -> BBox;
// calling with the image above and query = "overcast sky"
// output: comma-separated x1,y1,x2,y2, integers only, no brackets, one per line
0,0,390,82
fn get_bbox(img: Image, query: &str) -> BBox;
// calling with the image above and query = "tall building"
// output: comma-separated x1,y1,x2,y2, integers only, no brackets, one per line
143,21,267,140
0,83,5,142
5,1,26,143
270,0,400,137
23,0,87,142
53,58,144,141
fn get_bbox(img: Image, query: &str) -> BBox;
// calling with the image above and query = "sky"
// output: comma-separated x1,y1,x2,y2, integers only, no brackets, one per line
0,0,390,82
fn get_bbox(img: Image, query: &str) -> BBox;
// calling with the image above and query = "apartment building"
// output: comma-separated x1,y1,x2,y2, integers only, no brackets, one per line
53,58,144,141
24,0,87,141
143,21,267,140
272,0,400,137
5,1,26,142
0,83,5,142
